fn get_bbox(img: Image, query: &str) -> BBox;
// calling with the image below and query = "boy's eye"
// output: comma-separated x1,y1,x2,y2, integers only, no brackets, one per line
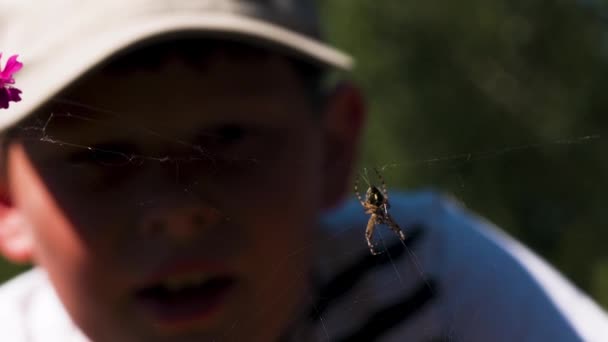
213,124,247,145
67,143,137,166
60,143,142,190
196,123,257,153
194,123,273,166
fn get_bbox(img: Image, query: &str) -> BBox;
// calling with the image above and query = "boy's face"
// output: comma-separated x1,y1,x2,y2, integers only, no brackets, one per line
1,45,362,341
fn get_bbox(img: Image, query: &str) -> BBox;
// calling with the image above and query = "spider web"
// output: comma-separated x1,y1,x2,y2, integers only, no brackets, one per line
1,97,603,342
350,134,603,342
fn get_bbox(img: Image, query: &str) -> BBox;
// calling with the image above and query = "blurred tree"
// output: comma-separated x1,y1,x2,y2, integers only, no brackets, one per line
323,0,608,307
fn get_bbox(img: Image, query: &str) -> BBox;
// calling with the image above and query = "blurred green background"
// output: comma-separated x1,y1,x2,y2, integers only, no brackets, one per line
322,0,608,308
2,0,608,311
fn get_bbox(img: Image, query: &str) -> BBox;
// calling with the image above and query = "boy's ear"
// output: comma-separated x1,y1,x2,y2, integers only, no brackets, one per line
322,81,366,210
0,189,33,264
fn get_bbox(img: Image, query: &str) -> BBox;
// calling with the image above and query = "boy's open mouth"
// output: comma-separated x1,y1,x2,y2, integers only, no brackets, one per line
133,274,237,323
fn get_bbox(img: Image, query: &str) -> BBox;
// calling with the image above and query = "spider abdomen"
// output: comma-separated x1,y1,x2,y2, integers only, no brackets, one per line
366,186,385,207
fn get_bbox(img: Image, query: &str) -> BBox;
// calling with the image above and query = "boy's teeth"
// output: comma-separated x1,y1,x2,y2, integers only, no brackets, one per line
162,274,208,292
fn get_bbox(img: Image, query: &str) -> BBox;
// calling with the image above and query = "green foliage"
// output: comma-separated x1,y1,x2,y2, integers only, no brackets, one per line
323,0,608,307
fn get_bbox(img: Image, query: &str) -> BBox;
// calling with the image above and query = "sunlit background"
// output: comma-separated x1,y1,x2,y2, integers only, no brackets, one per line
2,0,608,310
322,0,608,308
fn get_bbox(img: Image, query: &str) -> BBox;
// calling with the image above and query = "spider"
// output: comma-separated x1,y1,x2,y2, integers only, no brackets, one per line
354,167,406,255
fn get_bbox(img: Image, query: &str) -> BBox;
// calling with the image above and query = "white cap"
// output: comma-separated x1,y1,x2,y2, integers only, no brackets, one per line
0,0,353,131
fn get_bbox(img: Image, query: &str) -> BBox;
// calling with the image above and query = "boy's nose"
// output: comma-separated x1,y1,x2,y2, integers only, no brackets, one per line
138,205,223,241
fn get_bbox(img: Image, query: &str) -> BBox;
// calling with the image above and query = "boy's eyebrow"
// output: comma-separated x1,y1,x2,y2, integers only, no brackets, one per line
33,101,119,130
35,113,118,142
50,98,122,116
36,98,161,138
67,141,140,159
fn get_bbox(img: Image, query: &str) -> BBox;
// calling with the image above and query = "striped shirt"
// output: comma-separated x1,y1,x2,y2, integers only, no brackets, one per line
2,191,608,341
286,191,608,341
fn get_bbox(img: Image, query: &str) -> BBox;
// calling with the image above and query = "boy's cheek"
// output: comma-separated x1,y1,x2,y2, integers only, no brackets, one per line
8,144,319,341
14,197,134,338
5,146,128,281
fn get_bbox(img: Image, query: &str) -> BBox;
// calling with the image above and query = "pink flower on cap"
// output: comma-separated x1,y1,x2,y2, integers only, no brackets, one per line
0,53,23,109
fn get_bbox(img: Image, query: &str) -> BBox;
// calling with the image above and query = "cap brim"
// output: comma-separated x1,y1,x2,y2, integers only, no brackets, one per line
0,12,353,131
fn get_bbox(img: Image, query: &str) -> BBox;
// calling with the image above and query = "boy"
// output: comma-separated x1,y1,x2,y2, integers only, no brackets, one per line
0,0,607,341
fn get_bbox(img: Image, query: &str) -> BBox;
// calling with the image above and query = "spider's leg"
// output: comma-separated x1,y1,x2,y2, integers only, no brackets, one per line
374,167,389,201
381,203,389,216
365,214,380,255
386,214,407,241
354,173,366,207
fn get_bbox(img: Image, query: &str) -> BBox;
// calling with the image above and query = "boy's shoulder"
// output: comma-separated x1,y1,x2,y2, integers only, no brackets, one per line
312,190,608,341
0,268,86,342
